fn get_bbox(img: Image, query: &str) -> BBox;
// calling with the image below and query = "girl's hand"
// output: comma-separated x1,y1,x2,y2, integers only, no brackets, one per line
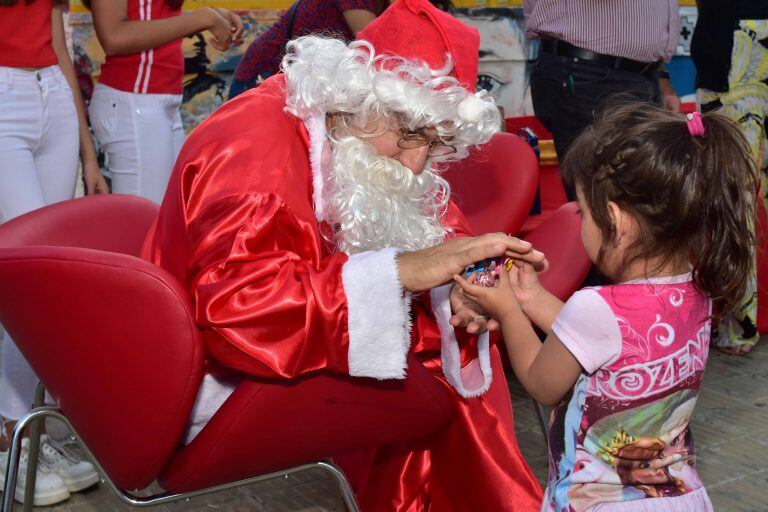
508,261,545,309
453,267,521,323
203,7,234,51
83,159,109,195
213,8,244,46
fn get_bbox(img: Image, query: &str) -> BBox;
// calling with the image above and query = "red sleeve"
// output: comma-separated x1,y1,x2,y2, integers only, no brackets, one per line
187,191,352,380
167,86,353,380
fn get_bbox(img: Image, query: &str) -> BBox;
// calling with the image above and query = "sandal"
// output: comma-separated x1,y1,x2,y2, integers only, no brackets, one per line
716,344,754,355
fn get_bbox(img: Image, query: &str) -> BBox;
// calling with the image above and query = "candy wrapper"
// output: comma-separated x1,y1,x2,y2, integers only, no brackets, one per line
464,257,515,287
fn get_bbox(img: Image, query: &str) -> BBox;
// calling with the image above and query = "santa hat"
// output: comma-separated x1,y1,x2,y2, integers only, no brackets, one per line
356,0,480,92
282,0,498,150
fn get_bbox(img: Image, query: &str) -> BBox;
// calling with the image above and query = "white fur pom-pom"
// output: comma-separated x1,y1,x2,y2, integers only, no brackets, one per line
457,93,486,124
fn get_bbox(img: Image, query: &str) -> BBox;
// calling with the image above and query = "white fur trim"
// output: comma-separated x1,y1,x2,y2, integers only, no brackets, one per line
431,284,492,398
458,93,487,124
343,247,412,379
305,115,327,221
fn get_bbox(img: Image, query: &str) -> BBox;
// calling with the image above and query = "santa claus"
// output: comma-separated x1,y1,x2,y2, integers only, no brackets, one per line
143,0,544,509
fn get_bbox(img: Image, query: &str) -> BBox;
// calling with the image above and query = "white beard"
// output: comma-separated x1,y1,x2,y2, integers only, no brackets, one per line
323,136,450,255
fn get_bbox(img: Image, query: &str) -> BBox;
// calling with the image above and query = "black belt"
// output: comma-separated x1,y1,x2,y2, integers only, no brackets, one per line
540,39,661,76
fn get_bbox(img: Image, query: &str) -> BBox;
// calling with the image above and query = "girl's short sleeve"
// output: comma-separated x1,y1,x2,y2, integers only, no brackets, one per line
552,289,622,374
337,0,378,12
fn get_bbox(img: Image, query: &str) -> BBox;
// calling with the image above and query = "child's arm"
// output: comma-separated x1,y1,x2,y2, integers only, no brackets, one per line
89,0,242,55
52,6,109,195
510,261,564,334
454,269,582,406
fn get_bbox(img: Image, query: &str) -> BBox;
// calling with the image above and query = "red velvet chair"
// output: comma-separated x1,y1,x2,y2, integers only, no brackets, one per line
0,196,455,511
444,132,539,236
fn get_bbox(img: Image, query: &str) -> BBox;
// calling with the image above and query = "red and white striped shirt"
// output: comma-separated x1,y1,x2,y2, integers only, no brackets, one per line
97,0,184,95
523,0,680,63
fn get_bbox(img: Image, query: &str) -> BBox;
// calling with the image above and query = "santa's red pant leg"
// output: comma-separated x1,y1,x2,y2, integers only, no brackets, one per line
337,346,543,511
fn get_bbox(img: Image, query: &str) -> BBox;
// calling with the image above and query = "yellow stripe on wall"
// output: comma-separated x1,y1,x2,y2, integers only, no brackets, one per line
70,0,696,14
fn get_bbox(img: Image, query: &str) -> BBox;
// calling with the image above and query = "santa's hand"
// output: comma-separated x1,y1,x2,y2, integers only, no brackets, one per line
449,282,500,334
396,233,547,293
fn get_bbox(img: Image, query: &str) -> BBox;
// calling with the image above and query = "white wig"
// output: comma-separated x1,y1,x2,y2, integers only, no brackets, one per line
282,35,501,161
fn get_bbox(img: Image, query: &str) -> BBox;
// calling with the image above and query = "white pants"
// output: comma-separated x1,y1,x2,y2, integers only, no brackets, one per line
0,65,79,420
89,83,184,204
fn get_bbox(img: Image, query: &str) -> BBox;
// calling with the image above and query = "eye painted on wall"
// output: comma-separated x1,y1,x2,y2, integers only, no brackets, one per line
476,73,506,95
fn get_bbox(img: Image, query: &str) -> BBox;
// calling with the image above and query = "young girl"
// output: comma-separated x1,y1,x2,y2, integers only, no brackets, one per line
0,0,109,506
454,104,755,511
84,0,243,204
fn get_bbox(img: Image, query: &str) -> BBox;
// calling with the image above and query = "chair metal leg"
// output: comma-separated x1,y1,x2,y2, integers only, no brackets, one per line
532,398,548,446
2,406,363,512
21,382,46,512
2,412,30,512
316,461,361,512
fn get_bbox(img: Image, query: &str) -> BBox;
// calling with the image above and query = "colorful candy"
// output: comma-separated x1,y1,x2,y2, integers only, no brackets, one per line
474,270,497,287
463,257,515,287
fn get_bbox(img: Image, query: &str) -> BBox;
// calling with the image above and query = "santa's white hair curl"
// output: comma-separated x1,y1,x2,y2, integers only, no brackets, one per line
282,35,500,161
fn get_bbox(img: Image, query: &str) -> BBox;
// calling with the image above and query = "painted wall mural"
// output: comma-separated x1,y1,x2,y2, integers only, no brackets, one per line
456,7,534,117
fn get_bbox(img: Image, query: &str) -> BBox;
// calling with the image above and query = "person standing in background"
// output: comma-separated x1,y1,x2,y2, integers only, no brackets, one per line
228,0,390,99
0,0,108,506
84,0,244,204
524,0,682,200
229,0,455,99
692,0,768,355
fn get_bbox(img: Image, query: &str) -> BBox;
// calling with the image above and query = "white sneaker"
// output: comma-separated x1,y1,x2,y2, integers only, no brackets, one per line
40,435,100,492
0,441,71,506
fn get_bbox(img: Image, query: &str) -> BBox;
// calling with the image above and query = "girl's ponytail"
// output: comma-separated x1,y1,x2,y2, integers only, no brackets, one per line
689,111,756,318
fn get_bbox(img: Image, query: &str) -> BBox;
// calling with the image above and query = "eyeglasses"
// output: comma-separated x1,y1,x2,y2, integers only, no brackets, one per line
396,122,457,157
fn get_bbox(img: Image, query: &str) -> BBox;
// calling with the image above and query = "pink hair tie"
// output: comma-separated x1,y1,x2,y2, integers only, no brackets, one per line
686,111,705,137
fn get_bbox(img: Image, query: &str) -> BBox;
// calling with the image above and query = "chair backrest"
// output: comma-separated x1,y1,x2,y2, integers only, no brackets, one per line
0,194,158,256
524,202,592,301
0,246,205,490
444,132,539,235
0,195,201,489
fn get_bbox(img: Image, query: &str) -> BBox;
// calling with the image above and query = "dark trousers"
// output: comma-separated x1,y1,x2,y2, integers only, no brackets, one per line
530,52,662,200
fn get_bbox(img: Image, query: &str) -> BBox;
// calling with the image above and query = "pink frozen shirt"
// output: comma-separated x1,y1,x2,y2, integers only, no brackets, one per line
543,274,714,512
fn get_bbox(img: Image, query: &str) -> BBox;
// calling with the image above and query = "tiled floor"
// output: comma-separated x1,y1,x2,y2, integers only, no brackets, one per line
20,341,768,511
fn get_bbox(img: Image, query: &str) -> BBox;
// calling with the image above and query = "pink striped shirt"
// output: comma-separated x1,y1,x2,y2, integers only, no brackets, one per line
523,0,680,63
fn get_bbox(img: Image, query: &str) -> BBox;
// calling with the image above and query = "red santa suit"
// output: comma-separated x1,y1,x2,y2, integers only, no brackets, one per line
142,1,543,510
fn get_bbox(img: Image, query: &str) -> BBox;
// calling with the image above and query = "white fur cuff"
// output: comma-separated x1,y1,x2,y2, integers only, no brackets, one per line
431,284,492,398
342,248,412,379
